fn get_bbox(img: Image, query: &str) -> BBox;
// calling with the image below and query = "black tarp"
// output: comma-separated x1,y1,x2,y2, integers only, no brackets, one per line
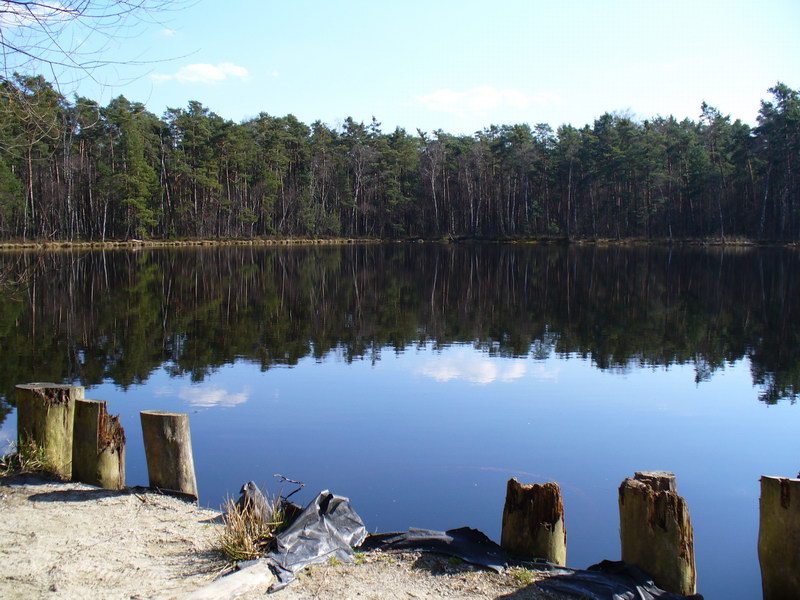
359,527,511,572
262,490,367,591
538,560,705,600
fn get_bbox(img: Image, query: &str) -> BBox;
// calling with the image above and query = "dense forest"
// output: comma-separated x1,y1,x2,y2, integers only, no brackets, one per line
0,77,798,241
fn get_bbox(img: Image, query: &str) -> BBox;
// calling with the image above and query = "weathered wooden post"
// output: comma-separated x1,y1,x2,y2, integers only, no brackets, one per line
15,383,84,479
619,471,696,595
501,478,567,565
758,476,800,600
72,399,126,490
140,410,198,499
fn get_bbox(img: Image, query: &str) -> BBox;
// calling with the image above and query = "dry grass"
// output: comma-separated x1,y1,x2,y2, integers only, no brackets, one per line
0,440,53,477
216,493,288,563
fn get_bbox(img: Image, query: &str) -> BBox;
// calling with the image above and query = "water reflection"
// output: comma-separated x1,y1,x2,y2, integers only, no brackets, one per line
0,244,797,422
418,352,529,384
160,385,251,408
0,245,797,600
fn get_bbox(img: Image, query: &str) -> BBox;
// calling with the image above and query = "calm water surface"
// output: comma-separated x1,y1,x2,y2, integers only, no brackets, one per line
0,244,798,600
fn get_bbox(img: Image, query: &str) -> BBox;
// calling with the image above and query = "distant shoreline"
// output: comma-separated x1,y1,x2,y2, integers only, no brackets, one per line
0,236,800,250
0,235,796,251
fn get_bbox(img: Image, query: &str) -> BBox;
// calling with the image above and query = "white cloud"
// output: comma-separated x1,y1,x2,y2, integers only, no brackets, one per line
418,86,535,118
530,363,561,381
152,62,250,85
500,361,528,382
161,28,178,37
418,354,527,385
179,385,249,408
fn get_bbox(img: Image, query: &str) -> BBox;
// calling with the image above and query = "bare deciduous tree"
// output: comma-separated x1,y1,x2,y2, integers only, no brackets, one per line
0,1,179,83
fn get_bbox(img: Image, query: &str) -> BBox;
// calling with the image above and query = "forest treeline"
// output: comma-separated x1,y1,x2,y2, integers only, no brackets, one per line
0,76,798,241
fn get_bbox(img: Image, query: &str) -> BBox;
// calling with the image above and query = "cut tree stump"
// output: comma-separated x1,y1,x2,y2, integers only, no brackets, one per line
758,476,800,600
15,383,84,479
501,478,567,565
140,410,198,499
619,471,696,595
72,398,126,490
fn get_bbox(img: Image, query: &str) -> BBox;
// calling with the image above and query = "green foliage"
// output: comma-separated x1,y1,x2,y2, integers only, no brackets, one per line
0,77,798,241
0,158,23,231
512,568,535,585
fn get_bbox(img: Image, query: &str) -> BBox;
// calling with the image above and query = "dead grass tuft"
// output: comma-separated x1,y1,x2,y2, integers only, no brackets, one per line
216,492,288,563
0,439,54,477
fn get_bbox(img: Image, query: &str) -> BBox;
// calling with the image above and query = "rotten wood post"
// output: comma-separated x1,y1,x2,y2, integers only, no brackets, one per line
72,399,126,490
619,471,696,595
15,383,84,479
501,478,567,565
140,410,198,499
758,476,800,600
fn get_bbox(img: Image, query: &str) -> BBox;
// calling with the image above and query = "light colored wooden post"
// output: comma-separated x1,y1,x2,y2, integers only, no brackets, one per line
15,383,84,479
72,399,126,490
140,410,198,499
758,476,800,600
501,478,567,565
619,471,696,595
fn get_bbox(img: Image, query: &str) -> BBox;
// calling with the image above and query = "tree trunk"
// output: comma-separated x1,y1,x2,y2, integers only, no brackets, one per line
758,476,800,600
619,471,696,595
72,398,126,490
501,478,567,565
16,383,84,479
140,410,198,499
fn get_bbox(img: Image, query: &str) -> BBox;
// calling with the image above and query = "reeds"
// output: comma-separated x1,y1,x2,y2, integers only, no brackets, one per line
216,491,288,562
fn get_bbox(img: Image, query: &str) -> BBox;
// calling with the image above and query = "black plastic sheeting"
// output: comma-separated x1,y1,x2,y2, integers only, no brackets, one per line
262,490,367,591
359,527,511,573
238,487,702,599
538,560,705,600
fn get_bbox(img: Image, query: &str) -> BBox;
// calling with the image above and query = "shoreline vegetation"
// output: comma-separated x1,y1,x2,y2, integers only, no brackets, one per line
0,235,797,251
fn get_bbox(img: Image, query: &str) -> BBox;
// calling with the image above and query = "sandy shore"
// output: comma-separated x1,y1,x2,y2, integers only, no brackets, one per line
0,475,566,600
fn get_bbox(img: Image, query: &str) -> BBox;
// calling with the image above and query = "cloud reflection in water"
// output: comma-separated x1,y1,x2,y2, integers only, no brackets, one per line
417,353,530,385
177,386,250,408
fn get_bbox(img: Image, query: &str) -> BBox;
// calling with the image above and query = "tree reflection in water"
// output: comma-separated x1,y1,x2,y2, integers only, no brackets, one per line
0,243,797,424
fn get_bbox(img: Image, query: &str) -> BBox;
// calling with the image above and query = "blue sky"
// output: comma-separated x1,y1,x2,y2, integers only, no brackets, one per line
43,0,800,133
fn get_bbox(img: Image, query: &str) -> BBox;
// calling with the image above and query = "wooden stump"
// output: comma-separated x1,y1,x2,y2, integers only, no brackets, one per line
72,399,126,490
758,476,800,600
501,478,567,565
15,383,84,479
619,471,696,595
140,410,198,499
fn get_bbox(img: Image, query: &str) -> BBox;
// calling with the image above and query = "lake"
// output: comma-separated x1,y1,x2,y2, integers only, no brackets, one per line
0,243,797,599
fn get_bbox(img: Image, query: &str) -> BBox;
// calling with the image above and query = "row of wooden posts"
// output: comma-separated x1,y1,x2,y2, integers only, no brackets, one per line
15,383,198,498
500,472,799,599
13,382,800,599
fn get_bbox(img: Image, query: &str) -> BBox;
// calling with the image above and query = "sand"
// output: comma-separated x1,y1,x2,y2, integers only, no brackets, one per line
0,475,566,600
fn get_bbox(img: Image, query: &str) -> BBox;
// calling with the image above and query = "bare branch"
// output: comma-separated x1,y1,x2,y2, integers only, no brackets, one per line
0,1,186,82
